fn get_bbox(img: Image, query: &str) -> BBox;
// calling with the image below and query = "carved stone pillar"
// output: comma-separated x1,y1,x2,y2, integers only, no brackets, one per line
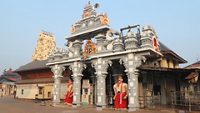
95,34,106,52
72,40,83,57
51,65,65,106
121,53,143,111
92,58,110,110
69,61,85,107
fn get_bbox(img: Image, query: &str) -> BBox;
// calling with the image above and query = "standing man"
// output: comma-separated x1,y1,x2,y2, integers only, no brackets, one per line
64,79,73,106
0,89,3,97
113,75,128,109
13,86,17,99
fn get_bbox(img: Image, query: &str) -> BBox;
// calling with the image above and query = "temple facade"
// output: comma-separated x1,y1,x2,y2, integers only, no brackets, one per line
47,2,162,111
15,31,58,99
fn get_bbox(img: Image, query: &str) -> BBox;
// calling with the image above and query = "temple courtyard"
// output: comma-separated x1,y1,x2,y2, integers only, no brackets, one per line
0,96,199,113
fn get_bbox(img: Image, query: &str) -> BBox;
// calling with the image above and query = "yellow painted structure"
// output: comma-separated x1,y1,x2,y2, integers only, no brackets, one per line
32,31,56,61
174,63,179,68
16,84,54,99
160,58,179,68
160,58,168,68
16,83,68,99
16,84,38,99
168,60,174,68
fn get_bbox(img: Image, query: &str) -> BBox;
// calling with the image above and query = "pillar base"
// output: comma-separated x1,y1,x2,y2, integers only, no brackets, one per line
128,107,139,112
96,107,103,111
96,105,106,110
72,103,81,108
52,102,60,107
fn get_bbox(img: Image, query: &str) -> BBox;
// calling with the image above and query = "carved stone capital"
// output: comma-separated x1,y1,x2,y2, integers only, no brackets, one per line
95,34,107,52
69,61,85,77
67,40,83,58
92,58,110,76
120,54,144,70
51,65,65,79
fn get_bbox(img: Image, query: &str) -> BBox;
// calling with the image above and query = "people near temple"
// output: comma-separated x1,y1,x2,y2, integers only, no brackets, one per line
64,79,73,105
13,85,17,99
113,75,128,109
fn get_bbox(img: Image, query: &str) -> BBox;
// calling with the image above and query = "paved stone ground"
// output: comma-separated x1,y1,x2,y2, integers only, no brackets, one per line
0,96,198,113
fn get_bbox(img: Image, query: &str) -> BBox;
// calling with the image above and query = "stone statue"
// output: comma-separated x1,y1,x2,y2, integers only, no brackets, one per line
106,30,114,50
127,29,135,38
67,41,75,57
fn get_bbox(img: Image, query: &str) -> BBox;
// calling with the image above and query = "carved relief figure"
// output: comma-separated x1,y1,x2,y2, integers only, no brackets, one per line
100,14,109,25
84,39,96,55
67,41,74,57
81,39,96,60
71,25,76,33
106,30,114,50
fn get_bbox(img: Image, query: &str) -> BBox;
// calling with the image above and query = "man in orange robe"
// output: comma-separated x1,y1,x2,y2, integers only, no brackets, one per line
113,75,128,109
64,79,73,105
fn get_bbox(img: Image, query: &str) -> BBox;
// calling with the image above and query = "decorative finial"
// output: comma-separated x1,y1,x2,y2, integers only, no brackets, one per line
94,3,100,8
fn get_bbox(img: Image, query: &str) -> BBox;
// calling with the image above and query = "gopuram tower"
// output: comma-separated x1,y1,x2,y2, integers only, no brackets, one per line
32,31,56,61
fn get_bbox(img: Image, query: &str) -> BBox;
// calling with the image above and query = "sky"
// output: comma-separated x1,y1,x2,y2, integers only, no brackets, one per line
0,0,200,74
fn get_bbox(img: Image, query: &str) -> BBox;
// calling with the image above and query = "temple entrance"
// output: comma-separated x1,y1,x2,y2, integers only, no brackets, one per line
106,59,128,107
81,62,96,105
80,59,128,107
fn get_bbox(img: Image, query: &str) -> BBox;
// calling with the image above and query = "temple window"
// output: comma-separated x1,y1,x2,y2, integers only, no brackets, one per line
38,87,43,94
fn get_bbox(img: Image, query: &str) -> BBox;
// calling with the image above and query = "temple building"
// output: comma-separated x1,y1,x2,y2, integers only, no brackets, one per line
14,2,199,111
14,31,70,99
0,69,21,97
46,2,189,111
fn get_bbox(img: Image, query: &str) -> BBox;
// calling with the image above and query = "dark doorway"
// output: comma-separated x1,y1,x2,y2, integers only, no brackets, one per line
153,85,161,95
82,63,96,105
106,59,128,107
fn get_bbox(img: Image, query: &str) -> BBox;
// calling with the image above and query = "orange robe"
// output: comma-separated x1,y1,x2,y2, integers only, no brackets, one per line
114,83,128,109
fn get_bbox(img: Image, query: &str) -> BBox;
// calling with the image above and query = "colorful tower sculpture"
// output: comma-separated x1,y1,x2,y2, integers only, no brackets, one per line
32,31,56,61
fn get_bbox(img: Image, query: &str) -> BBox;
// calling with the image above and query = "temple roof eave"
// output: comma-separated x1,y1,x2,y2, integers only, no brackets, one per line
46,47,162,67
66,25,110,41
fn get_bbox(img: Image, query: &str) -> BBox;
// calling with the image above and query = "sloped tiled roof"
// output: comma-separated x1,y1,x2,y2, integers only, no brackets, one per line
16,77,68,84
0,72,21,83
15,60,49,72
159,42,170,51
159,42,187,63
185,61,200,69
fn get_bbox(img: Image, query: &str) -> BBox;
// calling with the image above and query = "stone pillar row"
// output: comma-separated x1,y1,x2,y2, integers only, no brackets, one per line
51,55,143,111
